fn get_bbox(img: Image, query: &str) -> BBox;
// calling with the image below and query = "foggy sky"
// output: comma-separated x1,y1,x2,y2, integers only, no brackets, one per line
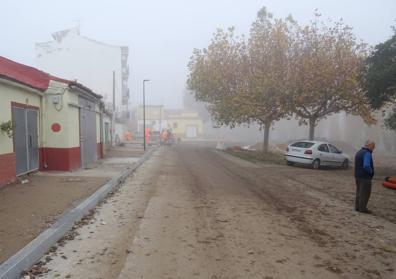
1,0,395,109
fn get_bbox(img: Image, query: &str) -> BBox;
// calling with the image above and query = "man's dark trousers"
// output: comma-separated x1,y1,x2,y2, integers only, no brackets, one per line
355,178,372,212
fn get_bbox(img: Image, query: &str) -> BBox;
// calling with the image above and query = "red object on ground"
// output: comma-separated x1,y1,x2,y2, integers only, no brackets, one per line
51,123,61,132
385,177,396,184
383,181,396,190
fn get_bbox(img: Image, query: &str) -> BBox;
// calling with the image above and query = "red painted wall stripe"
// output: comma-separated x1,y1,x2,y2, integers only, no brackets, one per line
0,153,16,187
40,147,81,171
97,142,103,159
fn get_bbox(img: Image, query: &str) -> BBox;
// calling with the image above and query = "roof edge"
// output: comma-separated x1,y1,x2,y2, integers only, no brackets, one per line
0,76,45,94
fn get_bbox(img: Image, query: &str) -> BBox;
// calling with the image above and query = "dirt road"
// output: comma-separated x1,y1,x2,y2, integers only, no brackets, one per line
37,143,396,279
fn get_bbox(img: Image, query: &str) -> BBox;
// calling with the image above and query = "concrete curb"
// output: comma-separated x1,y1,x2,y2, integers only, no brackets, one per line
0,148,156,279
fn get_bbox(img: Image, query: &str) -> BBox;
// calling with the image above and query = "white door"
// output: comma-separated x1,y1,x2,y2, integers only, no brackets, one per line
328,144,344,166
186,126,197,138
79,97,97,169
12,106,39,175
317,144,332,166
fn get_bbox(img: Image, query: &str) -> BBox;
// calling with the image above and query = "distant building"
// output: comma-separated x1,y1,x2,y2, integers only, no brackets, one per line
135,106,203,139
136,105,166,135
35,27,130,118
166,110,204,139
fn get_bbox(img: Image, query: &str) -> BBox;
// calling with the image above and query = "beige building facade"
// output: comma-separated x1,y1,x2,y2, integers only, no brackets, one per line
165,110,204,139
0,56,106,187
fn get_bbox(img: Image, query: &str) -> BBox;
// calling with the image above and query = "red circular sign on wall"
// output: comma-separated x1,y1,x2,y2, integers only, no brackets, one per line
51,123,61,132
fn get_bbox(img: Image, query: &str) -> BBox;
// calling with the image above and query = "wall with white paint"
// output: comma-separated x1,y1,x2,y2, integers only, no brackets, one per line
35,28,128,115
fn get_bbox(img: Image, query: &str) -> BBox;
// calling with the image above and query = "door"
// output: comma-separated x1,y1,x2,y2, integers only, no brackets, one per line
104,122,110,148
79,97,97,169
13,107,28,175
328,144,344,166
27,110,39,170
317,144,331,166
186,126,197,138
12,106,39,175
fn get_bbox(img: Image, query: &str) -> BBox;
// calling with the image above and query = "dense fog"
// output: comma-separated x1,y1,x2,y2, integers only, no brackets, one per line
1,0,395,152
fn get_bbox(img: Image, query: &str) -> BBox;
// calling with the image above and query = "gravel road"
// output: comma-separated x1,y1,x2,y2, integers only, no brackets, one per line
36,143,396,279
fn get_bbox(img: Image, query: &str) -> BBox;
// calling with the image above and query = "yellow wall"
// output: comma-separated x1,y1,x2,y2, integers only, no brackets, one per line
1,79,104,154
42,83,80,148
168,117,204,138
67,93,81,147
0,81,41,155
43,87,104,148
137,105,164,120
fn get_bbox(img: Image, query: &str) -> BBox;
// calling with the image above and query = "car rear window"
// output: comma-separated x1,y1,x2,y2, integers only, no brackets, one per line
290,142,315,148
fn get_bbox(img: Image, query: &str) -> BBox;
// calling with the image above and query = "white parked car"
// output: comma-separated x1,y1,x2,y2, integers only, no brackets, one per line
284,140,350,169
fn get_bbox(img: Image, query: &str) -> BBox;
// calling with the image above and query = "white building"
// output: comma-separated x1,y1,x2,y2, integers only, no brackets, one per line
35,27,130,118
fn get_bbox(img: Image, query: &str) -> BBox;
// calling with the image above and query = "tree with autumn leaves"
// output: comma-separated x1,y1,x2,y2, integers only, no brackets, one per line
188,7,374,151
187,28,249,129
288,14,374,140
245,9,296,151
188,8,295,152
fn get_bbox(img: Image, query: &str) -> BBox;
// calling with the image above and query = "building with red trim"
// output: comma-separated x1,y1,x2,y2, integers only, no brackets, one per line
0,56,107,187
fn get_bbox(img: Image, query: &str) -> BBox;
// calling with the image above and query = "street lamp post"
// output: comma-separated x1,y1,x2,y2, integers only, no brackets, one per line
143,79,150,151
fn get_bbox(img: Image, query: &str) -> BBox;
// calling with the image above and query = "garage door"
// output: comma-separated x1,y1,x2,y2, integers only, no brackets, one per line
79,97,97,169
186,126,197,138
12,107,39,175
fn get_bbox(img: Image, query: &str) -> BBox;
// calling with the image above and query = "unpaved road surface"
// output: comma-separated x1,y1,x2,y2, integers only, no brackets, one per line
36,143,396,279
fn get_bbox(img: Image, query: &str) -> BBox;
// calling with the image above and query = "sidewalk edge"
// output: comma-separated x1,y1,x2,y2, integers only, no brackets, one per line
0,148,156,279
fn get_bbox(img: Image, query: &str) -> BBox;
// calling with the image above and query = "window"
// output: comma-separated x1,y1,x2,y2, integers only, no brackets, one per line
291,142,315,148
318,144,329,152
328,144,340,153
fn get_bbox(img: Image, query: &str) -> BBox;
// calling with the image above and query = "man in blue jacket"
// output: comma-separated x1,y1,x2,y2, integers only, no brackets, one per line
354,140,375,214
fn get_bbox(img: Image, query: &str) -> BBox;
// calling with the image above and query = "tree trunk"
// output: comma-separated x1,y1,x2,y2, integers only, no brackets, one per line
262,122,271,153
308,119,316,140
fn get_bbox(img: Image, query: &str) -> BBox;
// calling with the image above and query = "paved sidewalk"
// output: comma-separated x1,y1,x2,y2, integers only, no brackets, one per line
0,143,147,264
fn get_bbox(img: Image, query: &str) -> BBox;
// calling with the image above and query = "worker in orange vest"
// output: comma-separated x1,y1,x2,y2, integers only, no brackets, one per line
160,129,168,145
145,128,151,145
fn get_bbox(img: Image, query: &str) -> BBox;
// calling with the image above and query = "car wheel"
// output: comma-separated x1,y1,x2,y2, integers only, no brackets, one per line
342,159,349,170
287,161,294,166
312,159,320,170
